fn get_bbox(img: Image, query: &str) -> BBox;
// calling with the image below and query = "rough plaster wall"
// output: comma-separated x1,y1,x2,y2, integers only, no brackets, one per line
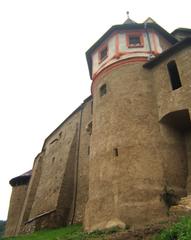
85,62,168,232
151,47,191,120
56,126,79,226
158,33,173,52
20,100,91,232
4,184,28,237
16,153,43,235
158,123,187,195
151,47,191,197
28,111,81,221
73,100,92,223
26,130,79,233
185,131,191,194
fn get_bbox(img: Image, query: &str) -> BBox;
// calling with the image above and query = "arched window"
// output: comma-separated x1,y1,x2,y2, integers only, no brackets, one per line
167,60,182,90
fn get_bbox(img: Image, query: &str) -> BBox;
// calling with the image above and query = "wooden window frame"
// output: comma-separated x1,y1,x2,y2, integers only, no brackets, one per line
126,32,144,48
98,44,108,63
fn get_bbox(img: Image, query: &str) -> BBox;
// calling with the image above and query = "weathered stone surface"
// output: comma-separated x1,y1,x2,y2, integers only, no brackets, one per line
170,195,191,217
5,184,29,237
5,18,191,236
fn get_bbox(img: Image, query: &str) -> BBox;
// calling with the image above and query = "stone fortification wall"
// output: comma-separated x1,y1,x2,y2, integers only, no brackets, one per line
85,61,168,231
4,184,29,237
16,153,44,235
150,46,191,197
73,98,92,223
18,97,92,233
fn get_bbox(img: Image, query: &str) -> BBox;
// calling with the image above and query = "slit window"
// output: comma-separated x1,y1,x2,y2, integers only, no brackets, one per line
100,84,107,97
167,61,182,90
91,101,93,114
113,148,119,157
88,146,90,155
99,45,108,62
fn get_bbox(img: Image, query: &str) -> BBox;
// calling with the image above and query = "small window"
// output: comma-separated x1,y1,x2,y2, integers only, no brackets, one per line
100,84,107,97
86,121,92,135
167,61,182,90
91,101,93,114
127,33,144,48
99,45,108,62
88,146,90,155
129,36,141,45
113,148,119,157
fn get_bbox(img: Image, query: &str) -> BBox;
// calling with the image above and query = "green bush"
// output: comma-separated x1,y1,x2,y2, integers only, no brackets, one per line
154,217,191,240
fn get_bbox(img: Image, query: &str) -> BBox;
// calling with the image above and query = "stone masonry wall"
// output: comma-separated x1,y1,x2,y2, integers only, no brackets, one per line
73,98,92,223
4,184,28,237
85,62,168,232
19,97,92,233
151,46,191,197
16,153,44,235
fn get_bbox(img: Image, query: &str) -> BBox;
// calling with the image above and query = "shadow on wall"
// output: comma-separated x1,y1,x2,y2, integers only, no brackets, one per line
160,109,191,207
160,109,191,132
0,221,6,238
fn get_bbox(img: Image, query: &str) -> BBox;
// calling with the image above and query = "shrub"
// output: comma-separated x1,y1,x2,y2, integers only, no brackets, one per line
154,217,191,240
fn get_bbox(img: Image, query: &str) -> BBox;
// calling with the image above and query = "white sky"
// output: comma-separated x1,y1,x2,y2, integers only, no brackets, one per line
0,0,191,220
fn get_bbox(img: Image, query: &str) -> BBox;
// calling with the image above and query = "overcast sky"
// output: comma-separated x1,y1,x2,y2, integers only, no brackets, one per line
0,0,191,220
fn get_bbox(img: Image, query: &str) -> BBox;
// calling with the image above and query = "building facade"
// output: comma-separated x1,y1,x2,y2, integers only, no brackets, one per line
5,16,191,237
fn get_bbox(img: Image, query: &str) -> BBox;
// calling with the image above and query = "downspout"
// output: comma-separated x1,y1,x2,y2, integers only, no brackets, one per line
144,22,153,60
71,104,83,224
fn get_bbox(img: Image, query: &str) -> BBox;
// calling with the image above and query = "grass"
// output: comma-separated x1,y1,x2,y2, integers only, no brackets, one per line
154,217,191,240
2,224,120,240
3,217,191,240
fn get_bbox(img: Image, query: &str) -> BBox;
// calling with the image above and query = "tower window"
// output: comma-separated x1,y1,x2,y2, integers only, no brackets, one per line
129,36,141,45
126,32,144,48
167,61,182,90
88,146,90,155
113,148,119,157
91,101,93,114
100,84,107,97
99,45,108,63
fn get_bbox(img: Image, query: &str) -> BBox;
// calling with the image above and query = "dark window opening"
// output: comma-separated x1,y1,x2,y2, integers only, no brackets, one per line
91,101,93,114
129,36,141,45
100,84,107,97
113,148,119,157
99,46,108,62
88,146,90,155
167,61,182,90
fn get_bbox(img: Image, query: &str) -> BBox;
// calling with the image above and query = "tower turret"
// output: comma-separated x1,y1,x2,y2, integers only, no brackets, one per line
86,14,176,83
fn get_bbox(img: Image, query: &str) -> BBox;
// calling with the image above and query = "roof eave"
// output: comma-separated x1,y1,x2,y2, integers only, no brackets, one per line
143,37,191,69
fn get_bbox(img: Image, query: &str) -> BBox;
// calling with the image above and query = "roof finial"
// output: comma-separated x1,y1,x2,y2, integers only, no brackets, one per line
126,11,130,19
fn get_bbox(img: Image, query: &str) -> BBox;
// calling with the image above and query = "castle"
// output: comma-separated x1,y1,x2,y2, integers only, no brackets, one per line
4,15,191,237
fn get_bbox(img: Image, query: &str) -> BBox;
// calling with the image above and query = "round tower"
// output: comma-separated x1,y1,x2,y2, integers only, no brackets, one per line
84,16,178,231
4,171,31,237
